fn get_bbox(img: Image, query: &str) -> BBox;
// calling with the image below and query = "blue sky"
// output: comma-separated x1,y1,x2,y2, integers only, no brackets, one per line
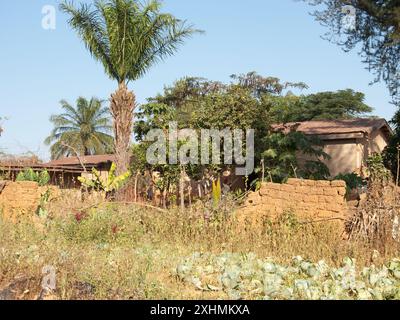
0,0,395,160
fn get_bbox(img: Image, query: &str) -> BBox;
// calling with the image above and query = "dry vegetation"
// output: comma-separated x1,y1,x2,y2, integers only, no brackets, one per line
1,189,400,300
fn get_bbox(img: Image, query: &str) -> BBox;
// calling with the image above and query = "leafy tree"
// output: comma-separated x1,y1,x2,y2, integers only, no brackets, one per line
60,0,200,175
230,71,308,97
45,97,113,159
261,131,330,182
135,72,332,183
281,89,373,122
383,108,400,180
304,0,400,104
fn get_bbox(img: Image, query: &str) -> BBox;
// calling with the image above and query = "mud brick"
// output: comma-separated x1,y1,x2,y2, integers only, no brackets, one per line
287,178,302,186
316,180,332,187
323,188,339,196
331,180,346,188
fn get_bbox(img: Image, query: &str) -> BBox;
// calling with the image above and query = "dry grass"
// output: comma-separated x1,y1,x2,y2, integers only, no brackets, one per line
1,193,399,300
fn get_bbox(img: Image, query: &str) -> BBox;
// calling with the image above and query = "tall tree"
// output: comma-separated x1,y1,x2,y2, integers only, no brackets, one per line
383,107,400,180
60,0,200,175
45,97,114,159
278,89,373,122
304,0,400,104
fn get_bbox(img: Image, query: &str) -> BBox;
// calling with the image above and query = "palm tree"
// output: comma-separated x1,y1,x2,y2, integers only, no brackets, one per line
60,0,200,174
45,97,114,159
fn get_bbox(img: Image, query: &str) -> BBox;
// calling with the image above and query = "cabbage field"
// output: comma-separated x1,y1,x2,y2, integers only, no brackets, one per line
174,252,400,300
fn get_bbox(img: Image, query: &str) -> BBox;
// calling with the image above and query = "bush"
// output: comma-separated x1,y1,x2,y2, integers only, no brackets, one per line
333,173,366,196
16,168,50,186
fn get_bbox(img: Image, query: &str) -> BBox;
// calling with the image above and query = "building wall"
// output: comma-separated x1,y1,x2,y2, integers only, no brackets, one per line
237,179,348,227
0,181,60,222
81,170,109,182
321,139,360,177
369,129,389,154
297,128,389,178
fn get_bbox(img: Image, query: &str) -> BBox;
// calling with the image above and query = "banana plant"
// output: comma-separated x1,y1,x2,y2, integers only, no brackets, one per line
78,162,131,196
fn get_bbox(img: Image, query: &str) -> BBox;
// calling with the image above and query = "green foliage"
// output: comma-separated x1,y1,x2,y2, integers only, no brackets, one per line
135,73,333,183
61,0,200,175
367,153,392,183
153,164,181,193
130,143,150,173
37,188,52,218
333,173,366,196
304,0,400,104
60,0,201,84
262,131,330,182
61,208,140,244
45,97,113,159
16,168,50,186
383,110,400,180
78,162,131,194
282,90,373,122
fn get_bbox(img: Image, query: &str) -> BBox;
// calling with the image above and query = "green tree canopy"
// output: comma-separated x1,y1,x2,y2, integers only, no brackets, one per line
45,97,114,159
280,89,373,122
304,0,400,104
135,72,342,182
383,107,400,179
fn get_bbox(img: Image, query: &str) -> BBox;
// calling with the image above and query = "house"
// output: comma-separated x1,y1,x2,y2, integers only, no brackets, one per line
42,154,116,186
0,154,116,188
43,154,115,173
273,118,393,177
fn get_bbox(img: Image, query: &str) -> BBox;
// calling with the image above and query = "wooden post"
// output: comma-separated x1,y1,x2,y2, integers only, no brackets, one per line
180,166,185,213
134,170,139,202
188,184,192,208
198,184,202,198
261,159,265,183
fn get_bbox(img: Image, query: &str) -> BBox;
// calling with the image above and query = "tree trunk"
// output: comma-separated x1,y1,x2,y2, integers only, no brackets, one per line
110,82,135,176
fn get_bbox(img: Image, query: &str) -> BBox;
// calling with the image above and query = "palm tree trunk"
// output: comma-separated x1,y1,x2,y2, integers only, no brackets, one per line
110,82,135,176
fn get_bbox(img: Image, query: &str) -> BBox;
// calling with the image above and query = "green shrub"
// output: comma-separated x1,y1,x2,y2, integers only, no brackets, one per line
16,168,50,186
333,172,365,194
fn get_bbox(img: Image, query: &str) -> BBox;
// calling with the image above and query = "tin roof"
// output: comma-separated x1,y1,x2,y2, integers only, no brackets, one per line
272,118,393,137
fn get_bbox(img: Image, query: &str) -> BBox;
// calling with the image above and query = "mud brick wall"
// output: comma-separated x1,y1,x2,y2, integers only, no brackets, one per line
238,178,348,224
0,181,59,222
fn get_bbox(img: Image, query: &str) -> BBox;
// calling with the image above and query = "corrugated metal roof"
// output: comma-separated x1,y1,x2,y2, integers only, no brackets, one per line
43,154,116,167
272,118,393,136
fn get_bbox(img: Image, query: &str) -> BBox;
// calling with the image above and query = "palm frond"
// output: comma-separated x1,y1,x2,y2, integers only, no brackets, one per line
60,1,118,80
61,0,201,82
45,97,114,159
